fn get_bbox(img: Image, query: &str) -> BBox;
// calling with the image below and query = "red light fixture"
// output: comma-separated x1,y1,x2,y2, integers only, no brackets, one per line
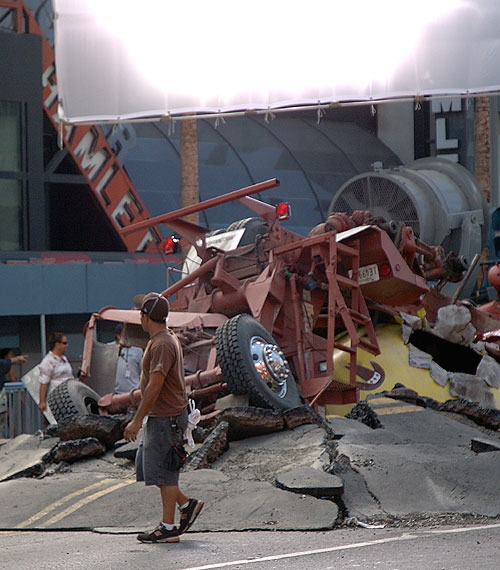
380,262,391,277
275,202,291,220
163,236,179,255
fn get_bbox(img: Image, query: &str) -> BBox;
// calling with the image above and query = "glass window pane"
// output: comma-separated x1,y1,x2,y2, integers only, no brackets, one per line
0,101,22,172
0,6,17,32
0,179,22,250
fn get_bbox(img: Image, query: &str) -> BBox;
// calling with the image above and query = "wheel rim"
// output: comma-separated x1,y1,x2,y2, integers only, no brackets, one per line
250,336,290,398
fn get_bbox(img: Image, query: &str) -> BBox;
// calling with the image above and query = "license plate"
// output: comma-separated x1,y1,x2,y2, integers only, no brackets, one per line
349,263,380,285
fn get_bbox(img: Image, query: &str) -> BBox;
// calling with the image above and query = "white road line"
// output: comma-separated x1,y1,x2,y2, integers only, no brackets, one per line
179,523,500,570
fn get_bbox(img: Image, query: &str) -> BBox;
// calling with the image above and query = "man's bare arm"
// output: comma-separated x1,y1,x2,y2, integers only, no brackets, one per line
124,370,164,442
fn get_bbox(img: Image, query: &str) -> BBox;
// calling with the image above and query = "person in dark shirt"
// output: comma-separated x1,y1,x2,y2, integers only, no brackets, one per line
0,349,27,390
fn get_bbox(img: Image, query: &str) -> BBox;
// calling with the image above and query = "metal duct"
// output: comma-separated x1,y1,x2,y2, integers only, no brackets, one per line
329,158,489,298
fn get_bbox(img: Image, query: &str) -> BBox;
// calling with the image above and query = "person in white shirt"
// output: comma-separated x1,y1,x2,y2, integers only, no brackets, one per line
38,332,74,412
113,324,143,394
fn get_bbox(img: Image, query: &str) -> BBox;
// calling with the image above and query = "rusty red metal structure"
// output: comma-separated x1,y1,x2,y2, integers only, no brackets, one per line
79,179,468,416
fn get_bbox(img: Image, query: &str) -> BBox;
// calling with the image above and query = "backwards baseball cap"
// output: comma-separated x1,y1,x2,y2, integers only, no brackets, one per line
134,292,170,323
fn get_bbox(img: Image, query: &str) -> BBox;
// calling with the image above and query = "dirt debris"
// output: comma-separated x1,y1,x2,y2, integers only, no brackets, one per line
382,512,500,529
345,401,383,429
382,386,500,431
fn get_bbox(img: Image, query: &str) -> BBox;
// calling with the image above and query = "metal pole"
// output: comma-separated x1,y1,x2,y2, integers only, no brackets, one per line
451,253,481,303
40,314,47,356
121,179,280,236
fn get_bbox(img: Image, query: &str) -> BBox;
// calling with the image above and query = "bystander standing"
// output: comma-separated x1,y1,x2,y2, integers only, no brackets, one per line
0,349,27,390
38,332,74,413
113,325,143,394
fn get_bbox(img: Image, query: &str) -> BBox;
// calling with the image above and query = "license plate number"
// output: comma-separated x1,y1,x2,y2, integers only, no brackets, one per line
350,263,380,285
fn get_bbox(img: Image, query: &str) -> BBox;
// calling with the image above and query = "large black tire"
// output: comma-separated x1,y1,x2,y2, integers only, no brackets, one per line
215,314,301,410
226,217,268,246
47,380,101,423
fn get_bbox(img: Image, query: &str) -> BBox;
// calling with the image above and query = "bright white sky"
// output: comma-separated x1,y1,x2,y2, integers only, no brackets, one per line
53,0,500,122
89,0,463,103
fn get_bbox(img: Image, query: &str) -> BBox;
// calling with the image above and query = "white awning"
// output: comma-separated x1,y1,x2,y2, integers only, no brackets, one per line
52,0,500,124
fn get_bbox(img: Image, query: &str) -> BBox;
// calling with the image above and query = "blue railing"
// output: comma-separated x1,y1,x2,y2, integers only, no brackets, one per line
1,383,44,438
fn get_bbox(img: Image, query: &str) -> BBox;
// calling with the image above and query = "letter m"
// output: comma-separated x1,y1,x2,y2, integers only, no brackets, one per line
73,129,110,182
431,98,462,114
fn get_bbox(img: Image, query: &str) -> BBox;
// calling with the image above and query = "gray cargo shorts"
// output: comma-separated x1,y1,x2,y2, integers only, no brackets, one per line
136,410,188,486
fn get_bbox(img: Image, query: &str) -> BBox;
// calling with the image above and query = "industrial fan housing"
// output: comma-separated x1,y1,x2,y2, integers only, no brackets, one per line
329,158,489,298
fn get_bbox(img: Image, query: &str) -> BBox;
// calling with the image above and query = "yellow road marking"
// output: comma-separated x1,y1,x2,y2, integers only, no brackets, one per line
40,479,135,527
367,396,423,415
15,476,135,529
375,405,424,415
368,396,408,406
15,479,114,529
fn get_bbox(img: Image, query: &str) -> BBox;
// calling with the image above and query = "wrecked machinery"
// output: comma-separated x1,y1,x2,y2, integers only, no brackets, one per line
47,176,486,422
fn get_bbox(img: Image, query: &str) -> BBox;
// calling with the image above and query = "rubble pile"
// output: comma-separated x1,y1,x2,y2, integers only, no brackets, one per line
383,385,500,431
405,304,500,409
0,405,326,481
345,401,383,429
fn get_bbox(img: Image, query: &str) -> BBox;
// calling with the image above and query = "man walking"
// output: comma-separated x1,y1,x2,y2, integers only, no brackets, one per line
124,292,203,543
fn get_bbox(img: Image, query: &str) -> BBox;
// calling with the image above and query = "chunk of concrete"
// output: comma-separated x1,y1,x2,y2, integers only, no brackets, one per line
57,414,127,450
429,360,450,387
50,437,106,463
471,438,500,453
214,394,249,410
211,424,331,482
216,408,284,441
113,440,138,461
180,469,338,531
433,304,476,345
449,373,496,409
185,421,229,470
0,434,56,482
476,355,500,389
275,466,344,498
408,343,432,369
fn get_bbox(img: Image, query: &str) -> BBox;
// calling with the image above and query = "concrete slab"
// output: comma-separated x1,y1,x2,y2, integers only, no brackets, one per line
471,437,500,453
1,406,499,531
276,466,343,498
0,434,56,482
210,424,330,482
179,470,337,531
0,424,337,532
332,409,500,519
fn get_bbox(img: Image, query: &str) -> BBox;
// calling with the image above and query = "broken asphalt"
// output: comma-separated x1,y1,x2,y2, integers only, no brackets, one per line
0,395,499,533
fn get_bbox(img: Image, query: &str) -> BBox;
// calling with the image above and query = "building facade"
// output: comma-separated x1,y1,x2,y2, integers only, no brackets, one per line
1,0,499,377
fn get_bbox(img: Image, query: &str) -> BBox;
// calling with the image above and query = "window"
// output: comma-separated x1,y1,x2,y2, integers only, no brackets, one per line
0,101,22,172
0,101,23,250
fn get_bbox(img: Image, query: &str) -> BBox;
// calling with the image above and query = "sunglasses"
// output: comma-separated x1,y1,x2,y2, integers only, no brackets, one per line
59,341,68,345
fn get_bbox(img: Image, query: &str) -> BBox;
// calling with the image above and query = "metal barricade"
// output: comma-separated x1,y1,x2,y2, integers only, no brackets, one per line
1,382,44,438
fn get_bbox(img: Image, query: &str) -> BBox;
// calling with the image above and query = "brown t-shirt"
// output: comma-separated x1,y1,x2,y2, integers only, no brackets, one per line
141,328,188,417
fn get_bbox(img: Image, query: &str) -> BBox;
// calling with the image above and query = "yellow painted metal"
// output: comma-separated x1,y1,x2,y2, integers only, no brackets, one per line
325,403,358,417
326,321,500,415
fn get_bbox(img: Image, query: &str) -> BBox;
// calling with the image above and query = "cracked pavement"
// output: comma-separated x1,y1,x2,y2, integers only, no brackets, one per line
0,398,499,532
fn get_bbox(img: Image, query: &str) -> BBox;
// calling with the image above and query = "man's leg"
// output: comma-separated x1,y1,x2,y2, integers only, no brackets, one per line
136,485,180,542
159,485,179,525
177,489,189,508
177,487,204,534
